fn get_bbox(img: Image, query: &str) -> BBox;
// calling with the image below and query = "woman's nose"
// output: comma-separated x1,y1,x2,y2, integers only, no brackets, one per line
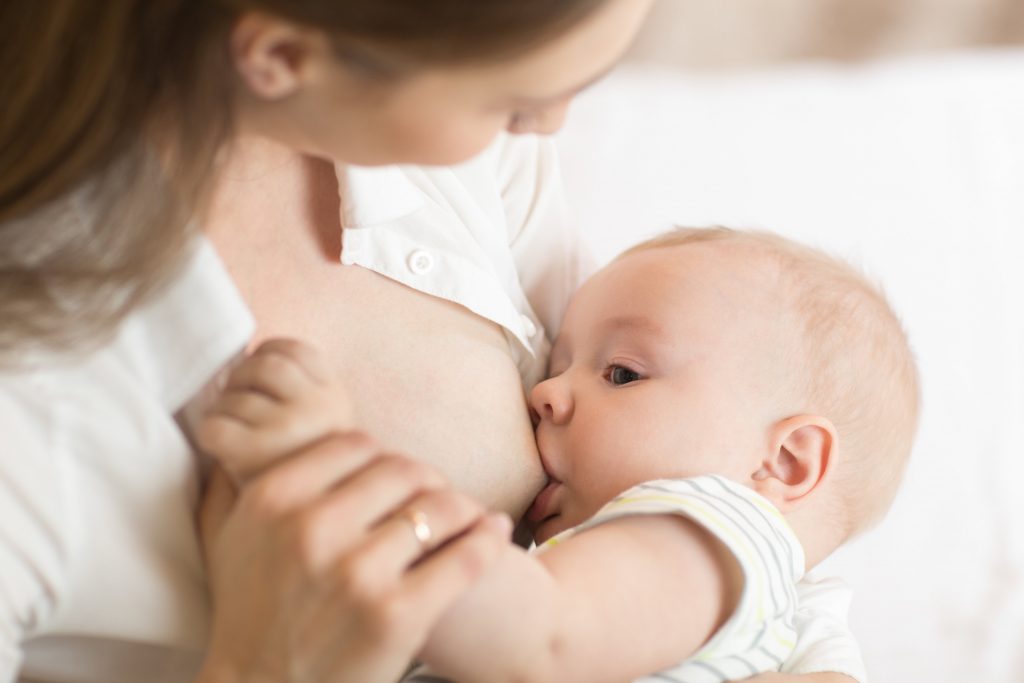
529,376,573,425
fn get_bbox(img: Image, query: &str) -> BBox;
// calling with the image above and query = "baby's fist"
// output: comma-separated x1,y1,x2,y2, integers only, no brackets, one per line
197,338,355,481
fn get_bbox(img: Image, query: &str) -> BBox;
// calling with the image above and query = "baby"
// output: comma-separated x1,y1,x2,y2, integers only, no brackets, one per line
200,227,919,683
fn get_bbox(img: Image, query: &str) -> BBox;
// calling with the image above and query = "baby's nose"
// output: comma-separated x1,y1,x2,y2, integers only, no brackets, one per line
529,377,573,425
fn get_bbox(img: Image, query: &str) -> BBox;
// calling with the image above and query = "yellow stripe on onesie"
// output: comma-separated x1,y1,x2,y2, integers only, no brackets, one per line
539,474,805,683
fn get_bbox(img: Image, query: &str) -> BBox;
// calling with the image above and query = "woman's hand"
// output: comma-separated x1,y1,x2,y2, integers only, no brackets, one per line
196,432,512,683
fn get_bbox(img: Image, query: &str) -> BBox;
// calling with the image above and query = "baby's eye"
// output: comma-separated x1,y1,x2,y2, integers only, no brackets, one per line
606,365,642,386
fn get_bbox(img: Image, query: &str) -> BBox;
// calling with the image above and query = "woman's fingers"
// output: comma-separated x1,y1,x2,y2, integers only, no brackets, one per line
240,432,383,512
234,438,502,582
272,458,456,575
298,454,447,535
337,487,488,577
398,513,513,623
316,510,512,661
200,433,510,683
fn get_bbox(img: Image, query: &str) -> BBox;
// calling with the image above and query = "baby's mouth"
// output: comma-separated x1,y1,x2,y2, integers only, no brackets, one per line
526,477,563,524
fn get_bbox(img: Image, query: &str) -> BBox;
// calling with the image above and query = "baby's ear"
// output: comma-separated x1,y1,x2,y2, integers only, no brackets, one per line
750,415,837,512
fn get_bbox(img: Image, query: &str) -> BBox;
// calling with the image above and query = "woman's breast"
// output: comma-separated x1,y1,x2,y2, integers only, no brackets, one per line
248,261,547,519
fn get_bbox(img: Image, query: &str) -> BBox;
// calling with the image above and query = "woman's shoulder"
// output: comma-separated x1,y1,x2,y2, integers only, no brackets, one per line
0,375,72,644
0,377,57,464
0,363,97,505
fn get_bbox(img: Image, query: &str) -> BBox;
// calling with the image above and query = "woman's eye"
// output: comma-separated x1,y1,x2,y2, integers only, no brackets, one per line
607,365,641,386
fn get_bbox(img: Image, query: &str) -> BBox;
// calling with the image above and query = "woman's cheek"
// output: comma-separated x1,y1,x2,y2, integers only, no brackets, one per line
431,119,506,164
384,109,500,166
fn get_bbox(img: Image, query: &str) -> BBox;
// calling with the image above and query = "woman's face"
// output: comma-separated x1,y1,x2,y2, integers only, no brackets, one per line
236,0,653,166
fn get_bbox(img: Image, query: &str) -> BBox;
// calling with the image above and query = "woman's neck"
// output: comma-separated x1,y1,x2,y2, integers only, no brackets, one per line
203,136,342,263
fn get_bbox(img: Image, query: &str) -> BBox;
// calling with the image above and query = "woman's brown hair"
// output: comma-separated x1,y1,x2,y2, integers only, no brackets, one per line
0,0,606,363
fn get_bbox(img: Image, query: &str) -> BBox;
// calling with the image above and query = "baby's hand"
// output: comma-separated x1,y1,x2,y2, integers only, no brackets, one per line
196,338,354,482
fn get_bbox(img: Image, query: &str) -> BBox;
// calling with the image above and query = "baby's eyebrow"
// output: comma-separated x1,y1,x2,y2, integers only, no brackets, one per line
601,315,669,341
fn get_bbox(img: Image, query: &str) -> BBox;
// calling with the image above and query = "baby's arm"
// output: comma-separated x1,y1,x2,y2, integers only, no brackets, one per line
419,513,741,683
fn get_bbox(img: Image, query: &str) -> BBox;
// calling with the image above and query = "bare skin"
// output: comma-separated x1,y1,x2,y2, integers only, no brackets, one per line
205,146,545,520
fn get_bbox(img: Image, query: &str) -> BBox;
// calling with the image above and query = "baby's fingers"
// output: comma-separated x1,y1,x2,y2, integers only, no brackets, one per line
195,413,266,472
226,348,316,401
253,338,333,384
229,338,333,400
208,389,279,426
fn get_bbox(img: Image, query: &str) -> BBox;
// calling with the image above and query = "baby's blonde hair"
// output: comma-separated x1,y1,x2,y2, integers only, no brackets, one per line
624,227,920,539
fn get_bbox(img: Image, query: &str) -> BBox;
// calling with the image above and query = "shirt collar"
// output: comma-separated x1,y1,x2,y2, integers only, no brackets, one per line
337,163,428,229
121,237,254,412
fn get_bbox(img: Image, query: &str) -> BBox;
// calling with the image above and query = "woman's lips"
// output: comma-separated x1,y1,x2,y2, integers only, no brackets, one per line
527,479,563,523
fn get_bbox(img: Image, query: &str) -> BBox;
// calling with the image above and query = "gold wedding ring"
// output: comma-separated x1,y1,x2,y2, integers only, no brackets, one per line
403,508,433,550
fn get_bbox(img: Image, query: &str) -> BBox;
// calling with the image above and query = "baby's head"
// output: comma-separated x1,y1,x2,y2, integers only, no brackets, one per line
529,227,919,564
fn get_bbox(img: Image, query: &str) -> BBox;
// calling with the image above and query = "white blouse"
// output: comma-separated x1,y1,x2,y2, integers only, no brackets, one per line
338,133,591,389
0,239,253,683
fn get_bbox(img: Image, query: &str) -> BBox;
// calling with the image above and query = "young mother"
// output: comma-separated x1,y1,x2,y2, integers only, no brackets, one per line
1,1,861,682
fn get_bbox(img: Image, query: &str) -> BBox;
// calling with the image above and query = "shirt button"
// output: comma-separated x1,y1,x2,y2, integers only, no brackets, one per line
521,314,538,338
407,249,435,275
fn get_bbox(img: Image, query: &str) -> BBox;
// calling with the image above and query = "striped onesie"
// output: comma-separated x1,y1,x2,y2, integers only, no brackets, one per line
405,474,804,683
539,474,805,682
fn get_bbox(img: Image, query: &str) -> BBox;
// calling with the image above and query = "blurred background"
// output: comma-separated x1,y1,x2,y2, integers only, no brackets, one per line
629,0,1024,67
554,2,1024,682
